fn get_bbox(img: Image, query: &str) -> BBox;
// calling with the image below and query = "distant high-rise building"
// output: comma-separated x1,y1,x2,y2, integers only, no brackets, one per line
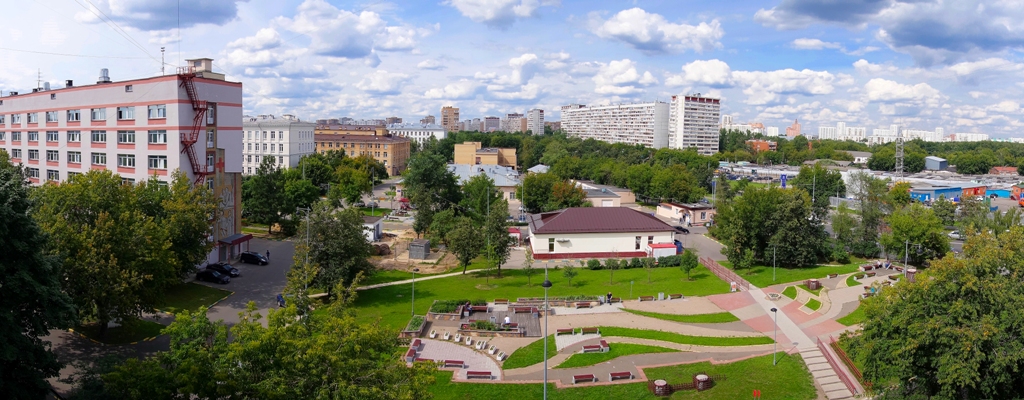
386,116,402,125
441,106,459,132
420,115,436,125
785,119,802,137
669,94,721,155
721,114,733,126
545,121,561,132
527,109,544,135
765,126,780,137
471,118,482,132
501,113,524,132
561,102,670,148
484,116,500,132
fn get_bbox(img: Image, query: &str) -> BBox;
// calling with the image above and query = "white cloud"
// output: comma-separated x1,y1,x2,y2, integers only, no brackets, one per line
355,70,410,95
947,58,1024,85
417,59,445,70
592,59,657,95
791,38,842,50
863,78,943,103
424,80,483,100
733,69,837,105
227,28,282,51
666,59,733,87
75,0,247,31
445,0,559,28
589,8,722,54
274,0,424,60
989,100,1020,113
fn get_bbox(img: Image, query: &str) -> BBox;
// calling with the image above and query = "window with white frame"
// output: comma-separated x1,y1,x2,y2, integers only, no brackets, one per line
247,155,251,163
68,151,81,163
90,108,106,121
148,130,167,144
148,155,167,169
28,150,39,160
91,131,106,143
247,143,251,151
27,168,39,178
207,155,214,168
279,144,283,152
27,131,38,141
122,177,136,185
67,109,81,122
148,104,166,119
206,105,215,125
91,152,106,165
67,131,81,142
262,143,267,152
45,111,58,122
11,114,21,123
255,155,260,163
278,156,283,164
116,107,134,120
117,131,135,144
46,131,58,142
47,170,59,181
0,132,5,141
68,171,81,178
0,115,5,124
124,85,133,93
117,154,135,168
11,132,21,141
27,113,38,123
46,150,58,162
11,149,21,158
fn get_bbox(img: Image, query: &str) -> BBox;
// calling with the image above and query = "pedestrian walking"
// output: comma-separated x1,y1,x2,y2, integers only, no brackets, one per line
266,249,270,261
276,294,286,308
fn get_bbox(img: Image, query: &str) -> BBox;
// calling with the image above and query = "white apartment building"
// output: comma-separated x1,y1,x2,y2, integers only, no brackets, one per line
561,102,670,148
387,123,446,144
242,114,315,175
951,132,989,142
766,126,780,137
818,122,866,141
0,58,246,263
527,109,544,135
669,94,720,155
500,113,525,132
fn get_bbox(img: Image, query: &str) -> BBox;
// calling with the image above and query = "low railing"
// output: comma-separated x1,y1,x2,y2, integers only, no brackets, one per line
830,336,864,382
700,257,751,290
817,338,858,396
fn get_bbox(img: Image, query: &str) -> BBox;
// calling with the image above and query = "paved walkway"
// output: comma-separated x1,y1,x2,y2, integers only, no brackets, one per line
417,339,502,380
356,271,467,290
555,332,600,351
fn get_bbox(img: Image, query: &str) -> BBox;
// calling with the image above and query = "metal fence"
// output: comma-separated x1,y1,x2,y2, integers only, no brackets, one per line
830,196,861,209
817,338,859,396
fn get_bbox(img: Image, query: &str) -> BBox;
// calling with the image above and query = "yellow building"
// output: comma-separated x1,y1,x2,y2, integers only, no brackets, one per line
314,133,410,176
441,106,460,132
454,141,517,169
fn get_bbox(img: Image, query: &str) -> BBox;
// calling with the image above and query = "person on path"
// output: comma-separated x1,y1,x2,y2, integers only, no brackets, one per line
606,292,613,304
276,294,286,308
504,315,511,326
266,249,270,261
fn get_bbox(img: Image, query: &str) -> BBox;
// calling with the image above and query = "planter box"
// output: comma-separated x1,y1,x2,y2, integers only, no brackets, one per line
457,328,526,338
399,315,427,338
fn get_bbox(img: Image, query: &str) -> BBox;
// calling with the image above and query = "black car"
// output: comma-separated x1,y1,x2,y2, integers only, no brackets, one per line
673,226,690,234
206,262,240,277
239,251,268,265
196,269,230,284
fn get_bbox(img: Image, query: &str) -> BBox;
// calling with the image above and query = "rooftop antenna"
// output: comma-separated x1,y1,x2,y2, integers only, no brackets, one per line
161,47,165,75
37,69,42,91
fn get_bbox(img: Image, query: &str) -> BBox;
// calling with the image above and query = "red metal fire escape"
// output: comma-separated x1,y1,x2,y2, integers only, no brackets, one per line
177,67,209,186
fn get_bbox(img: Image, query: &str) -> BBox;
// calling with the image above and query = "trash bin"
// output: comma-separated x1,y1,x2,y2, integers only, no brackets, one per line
807,279,820,290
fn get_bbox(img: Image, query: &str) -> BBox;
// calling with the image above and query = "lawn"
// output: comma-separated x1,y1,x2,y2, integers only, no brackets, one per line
555,343,677,369
781,286,797,299
427,353,816,400
156,283,232,314
798,284,823,296
502,335,556,370
359,207,392,217
599,327,773,346
621,308,740,324
74,319,166,345
846,273,864,288
805,298,822,311
720,259,864,287
352,265,730,330
837,304,866,326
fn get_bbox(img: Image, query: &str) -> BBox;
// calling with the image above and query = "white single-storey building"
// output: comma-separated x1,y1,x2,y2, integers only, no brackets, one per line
656,202,716,226
362,216,383,242
583,188,621,207
527,207,676,260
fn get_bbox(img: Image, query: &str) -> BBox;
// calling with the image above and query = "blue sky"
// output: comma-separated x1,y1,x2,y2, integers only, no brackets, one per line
3,0,1024,136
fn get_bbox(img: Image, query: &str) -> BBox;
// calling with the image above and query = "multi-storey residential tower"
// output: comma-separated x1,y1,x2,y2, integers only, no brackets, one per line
242,114,315,175
527,109,544,134
500,113,525,132
441,106,460,132
561,102,670,148
668,94,720,155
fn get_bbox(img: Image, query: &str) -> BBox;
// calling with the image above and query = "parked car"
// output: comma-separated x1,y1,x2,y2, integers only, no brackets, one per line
206,262,240,277
354,201,366,207
673,226,690,234
948,231,963,240
367,201,378,208
239,251,268,265
196,269,230,284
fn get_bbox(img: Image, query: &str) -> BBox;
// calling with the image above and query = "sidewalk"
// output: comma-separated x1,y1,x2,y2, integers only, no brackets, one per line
356,270,468,290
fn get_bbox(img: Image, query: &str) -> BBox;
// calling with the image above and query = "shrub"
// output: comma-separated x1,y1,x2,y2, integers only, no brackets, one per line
470,320,497,331
587,259,603,270
405,315,425,331
471,299,487,306
629,257,643,269
279,218,299,236
658,255,681,267
429,299,469,313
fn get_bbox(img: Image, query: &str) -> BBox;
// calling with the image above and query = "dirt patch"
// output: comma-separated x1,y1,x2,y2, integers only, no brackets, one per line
372,226,459,274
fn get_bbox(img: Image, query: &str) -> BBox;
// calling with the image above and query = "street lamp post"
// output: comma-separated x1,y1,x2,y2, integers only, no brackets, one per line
770,307,778,365
542,270,553,400
411,268,419,316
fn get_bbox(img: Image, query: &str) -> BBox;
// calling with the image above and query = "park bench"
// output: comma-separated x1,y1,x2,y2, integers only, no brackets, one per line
404,348,416,362
443,331,451,341
466,371,492,380
864,286,872,292
827,273,838,279
443,360,465,369
494,299,509,305
888,275,900,281
476,340,487,350
609,371,633,381
894,266,904,273
882,281,892,287
513,307,533,313
609,297,622,303
557,328,575,336
582,345,603,353
496,352,507,361
572,374,597,384
862,292,875,299
469,305,489,313
410,339,422,350
575,302,592,309
581,327,600,335
639,296,655,302
507,322,519,329
488,345,498,355
861,265,874,271
429,330,437,339
599,340,610,351
668,294,683,300
866,272,876,277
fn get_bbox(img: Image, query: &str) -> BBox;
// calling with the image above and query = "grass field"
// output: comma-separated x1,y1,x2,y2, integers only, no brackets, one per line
427,352,816,400
599,327,773,346
837,304,866,326
351,265,730,330
806,298,822,311
720,259,864,288
74,319,166,344
555,343,677,369
620,308,740,324
359,207,392,217
502,335,556,370
781,286,797,299
156,283,232,314
798,283,823,296
846,274,862,288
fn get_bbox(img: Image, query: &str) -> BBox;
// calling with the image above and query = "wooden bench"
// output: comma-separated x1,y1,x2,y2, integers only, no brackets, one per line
609,371,633,381
506,322,519,329
639,296,655,302
494,299,509,305
410,339,422,350
866,272,876,277
556,328,575,335
572,374,597,384
404,348,416,362
668,293,683,300
827,273,838,278
894,266,904,273
582,345,603,353
862,292,875,299
599,340,610,351
575,302,592,309
466,371,492,380
513,307,533,314
861,265,874,271
888,275,900,281
581,327,599,335
443,360,465,369
609,297,622,303
469,305,489,312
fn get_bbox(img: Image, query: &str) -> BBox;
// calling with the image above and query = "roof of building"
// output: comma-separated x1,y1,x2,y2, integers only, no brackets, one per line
583,188,620,198
925,156,947,162
447,164,521,187
843,150,872,158
573,180,631,193
316,124,382,131
362,216,383,224
648,243,677,249
527,164,550,174
410,239,430,246
910,184,961,192
990,166,1017,173
387,123,444,130
662,202,715,210
528,207,674,234
508,227,521,234
314,133,410,143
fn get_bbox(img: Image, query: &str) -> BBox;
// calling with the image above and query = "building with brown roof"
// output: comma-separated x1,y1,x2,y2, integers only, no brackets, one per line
527,207,677,260
314,133,410,176
746,139,777,152
989,166,1018,175
454,141,517,169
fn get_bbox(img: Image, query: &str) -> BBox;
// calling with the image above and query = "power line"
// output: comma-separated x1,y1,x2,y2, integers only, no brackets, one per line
70,0,158,63
0,46,150,59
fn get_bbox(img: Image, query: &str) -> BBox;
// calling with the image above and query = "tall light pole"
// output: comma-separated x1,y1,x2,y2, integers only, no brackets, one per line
770,307,778,365
411,268,419,316
541,270,553,400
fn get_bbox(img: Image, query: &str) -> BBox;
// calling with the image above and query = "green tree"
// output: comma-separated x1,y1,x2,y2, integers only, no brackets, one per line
714,186,826,268
625,164,655,202
642,257,655,283
848,228,1024,399
679,250,698,280
411,193,433,238
932,195,956,226
242,157,286,234
831,202,857,248
605,258,619,284
447,216,484,274
848,171,889,257
403,152,461,212
547,180,589,210
887,181,912,209
516,172,559,213
880,203,950,265
143,171,220,280
0,161,76,399
460,174,502,220
790,163,845,220
283,178,321,212
483,199,515,277
523,249,536,286
330,166,371,207
303,203,374,299
562,263,578,288
650,165,703,203
428,208,457,247
296,153,337,188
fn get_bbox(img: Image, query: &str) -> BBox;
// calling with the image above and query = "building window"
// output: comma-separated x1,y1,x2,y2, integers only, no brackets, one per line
27,168,39,178
246,155,251,163
148,155,167,169
270,132,275,139
47,170,59,181
45,111,58,122
548,237,555,252
255,155,260,163
91,152,106,165
117,131,136,144
28,150,39,160
278,156,283,164
148,130,167,144
11,149,21,158
0,115,5,124
0,132,4,141
262,144,267,152
117,154,135,168
90,108,106,120
147,104,166,119
67,109,81,122
116,107,134,120
67,131,81,142
279,144,283,152
27,113,38,123
206,105,215,125
27,131,39,141
46,150,58,162
91,131,106,143
648,236,654,245
11,114,21,124
68,171,80,178
247,143,251,151
68,151,81,163
11,132,21,141
125,85,133,92
247,167,252,174
700,212,706,220
46,131,58,142
122,177,136,185
635,236,641,250
384,152,387,157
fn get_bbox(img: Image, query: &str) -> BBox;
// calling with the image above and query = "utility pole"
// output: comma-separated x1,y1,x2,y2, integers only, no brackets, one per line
161,47,166,75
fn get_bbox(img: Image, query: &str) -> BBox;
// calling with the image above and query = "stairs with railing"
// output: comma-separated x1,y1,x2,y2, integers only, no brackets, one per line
177,67,209,186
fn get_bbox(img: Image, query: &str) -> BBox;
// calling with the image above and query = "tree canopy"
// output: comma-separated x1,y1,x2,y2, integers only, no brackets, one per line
713,186,827,268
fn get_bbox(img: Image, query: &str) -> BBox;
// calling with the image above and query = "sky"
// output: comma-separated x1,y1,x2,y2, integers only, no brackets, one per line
3,0,1024,137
